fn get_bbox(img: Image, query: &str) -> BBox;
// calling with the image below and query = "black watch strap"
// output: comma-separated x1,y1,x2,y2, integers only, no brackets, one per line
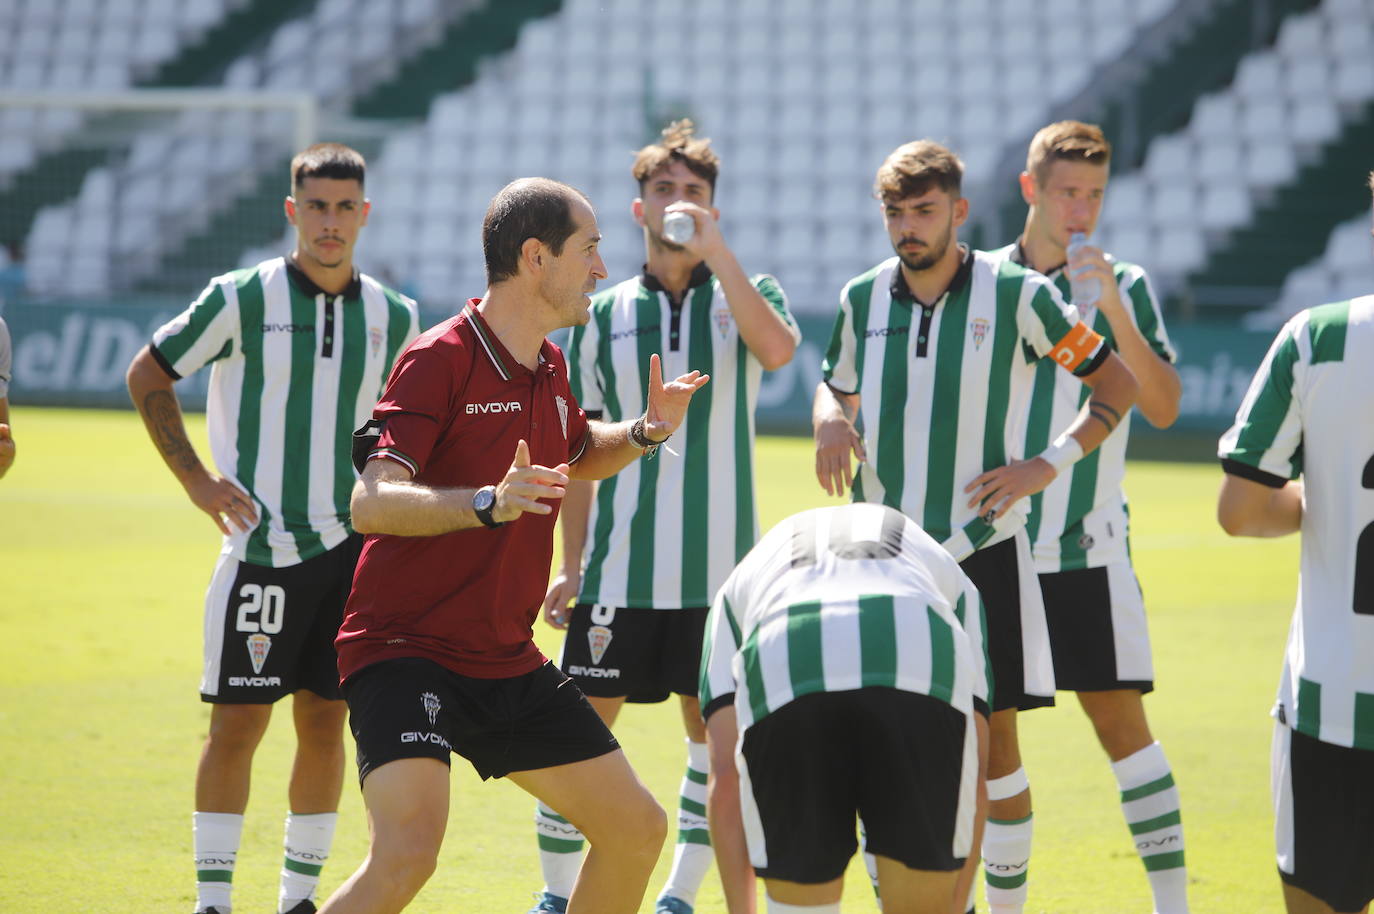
473,485,504,528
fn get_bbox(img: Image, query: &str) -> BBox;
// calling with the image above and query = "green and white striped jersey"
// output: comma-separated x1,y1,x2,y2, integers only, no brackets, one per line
699,503,990,732
1219,296,1374,749
821,248,1104,555
989,243,1176,571
152,257,419,568
568,268,798,609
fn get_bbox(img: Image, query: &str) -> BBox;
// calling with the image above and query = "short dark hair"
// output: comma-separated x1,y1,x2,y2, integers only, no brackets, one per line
291,142,366,192
483,178,590,284
1026,121,1112,186
874,140,963,203
632,119,720,194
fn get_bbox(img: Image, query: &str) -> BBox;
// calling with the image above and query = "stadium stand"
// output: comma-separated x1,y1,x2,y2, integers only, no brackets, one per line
13,0,491,297
1093,0,1374,314
346,0,1187,311
3,0,1369,326
0,0,313,254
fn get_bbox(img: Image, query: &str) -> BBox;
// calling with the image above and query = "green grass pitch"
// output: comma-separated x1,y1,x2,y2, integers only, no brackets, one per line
0,407,1297,912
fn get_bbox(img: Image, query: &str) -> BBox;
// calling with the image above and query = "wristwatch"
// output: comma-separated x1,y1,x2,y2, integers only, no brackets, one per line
472,485,504,528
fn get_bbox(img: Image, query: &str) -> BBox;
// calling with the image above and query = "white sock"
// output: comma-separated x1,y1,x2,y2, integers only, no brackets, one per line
984,814,1032,913
1112,742,1189,914
534,801,584,899
278,811,337,912
194,811,243,913
765,900,841,914
858,820,882,907
659,739,713,907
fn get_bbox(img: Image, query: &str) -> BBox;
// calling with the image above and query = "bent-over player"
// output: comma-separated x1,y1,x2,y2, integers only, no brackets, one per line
701,503,991,914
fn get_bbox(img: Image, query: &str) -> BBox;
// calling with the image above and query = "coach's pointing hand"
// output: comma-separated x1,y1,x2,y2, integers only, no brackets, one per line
642,353,709,443
492,438,570,522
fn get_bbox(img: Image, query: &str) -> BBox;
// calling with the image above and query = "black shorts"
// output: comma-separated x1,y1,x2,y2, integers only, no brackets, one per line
1040,563,1154,693
200,535,361,704
739,689,977,882
559,603,708,704
960,536,1054,712
1274,723,1374,912
342,657,620,784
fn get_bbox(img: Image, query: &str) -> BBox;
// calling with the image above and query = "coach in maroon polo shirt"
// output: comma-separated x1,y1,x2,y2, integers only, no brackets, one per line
319,178,709,914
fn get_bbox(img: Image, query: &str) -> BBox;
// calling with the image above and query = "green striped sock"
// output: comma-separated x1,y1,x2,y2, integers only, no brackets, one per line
278,811,336,913
1112,742,1188,913
534,801,584,898
659,740,712,907
983,814,1031,912
194,811,243,913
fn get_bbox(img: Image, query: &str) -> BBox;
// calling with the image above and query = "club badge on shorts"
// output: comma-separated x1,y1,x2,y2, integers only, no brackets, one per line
246,633,271,674
587,625,613,665
421,691,441,726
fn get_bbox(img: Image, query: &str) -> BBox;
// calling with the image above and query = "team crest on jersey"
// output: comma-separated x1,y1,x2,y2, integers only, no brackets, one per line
587,625,613,665
555,395,569,439
714,308,733,340
369,326,384,357
970,318,990,350
421,691,441,726
246,633,271,675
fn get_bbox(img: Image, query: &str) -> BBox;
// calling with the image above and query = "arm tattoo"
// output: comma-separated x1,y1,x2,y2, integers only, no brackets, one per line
1092,401,1123,424
144,390,199,472
1087,403,1119,433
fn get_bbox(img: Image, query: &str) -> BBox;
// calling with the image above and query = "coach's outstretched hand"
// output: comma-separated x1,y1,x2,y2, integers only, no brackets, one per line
492,438,570,523
642,353,709,443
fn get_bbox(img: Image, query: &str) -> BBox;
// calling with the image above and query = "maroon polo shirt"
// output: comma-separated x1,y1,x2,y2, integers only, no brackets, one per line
336,302,590,682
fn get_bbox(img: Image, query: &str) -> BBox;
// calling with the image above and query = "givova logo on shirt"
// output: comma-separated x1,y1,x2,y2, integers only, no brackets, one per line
466,401,522,414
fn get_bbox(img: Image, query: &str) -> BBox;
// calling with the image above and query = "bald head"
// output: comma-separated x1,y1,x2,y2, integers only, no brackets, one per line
483,178,592,284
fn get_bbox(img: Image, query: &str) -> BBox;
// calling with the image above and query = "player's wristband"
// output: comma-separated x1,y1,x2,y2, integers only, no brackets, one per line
629,414,667,458
1037,432,1084,476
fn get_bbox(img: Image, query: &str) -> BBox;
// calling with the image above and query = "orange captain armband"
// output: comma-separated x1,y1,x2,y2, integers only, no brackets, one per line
1048,321,1105,372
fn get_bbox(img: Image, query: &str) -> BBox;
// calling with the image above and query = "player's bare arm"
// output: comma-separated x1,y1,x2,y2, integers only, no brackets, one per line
812,382,866,497
542,478,593,628
1069,243,1181,428
0,395,13,479
1217,474,1304,538
668,202,797,371
126,344,258,535
704,705,756,914
568,352,709,479
966,351,1138,519
351,438,570,536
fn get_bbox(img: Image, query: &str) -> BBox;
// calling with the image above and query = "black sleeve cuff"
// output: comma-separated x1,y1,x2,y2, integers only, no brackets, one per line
1220,457,1288,489
703,693,735,722
583,409,603,421
973,696,991,720
1073,344,1110,378
824,380,858,397
148,344,182,381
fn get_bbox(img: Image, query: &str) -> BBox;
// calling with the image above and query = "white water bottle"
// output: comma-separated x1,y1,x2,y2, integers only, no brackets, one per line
1066,232,1101,306
663,210,695,244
